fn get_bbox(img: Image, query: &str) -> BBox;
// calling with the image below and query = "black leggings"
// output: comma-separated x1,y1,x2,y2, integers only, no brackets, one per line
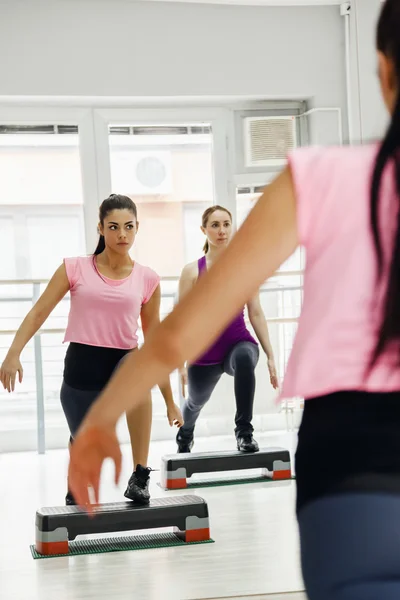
179,341,259,439
61,381,101,438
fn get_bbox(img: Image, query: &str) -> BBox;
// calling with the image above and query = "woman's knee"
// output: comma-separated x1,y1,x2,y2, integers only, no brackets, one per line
230,343,258,371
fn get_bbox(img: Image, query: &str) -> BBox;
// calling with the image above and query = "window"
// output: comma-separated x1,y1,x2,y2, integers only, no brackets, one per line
108,124,215,276
0,127,86,449
108,124,217,419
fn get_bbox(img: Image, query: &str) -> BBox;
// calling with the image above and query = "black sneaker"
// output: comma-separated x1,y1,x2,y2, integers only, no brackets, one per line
65,490,76,506
237,434,259,453
124,465,151,504
176,431,194,454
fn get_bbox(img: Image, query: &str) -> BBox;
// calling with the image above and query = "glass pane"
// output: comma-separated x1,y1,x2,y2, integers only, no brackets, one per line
27,214,84,280
109,125,214,276
0,129,86,451
109,125,216,419
0,217,16,279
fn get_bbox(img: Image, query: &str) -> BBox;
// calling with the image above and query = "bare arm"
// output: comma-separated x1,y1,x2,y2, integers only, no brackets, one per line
140,285,183,426
177,262,197,389
247,293,279,389
86,166,297,427
178,263,197,300
0,264,70,391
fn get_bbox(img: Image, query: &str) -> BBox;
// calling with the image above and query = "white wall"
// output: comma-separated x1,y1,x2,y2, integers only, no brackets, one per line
350,0,388,143
0,1,347,120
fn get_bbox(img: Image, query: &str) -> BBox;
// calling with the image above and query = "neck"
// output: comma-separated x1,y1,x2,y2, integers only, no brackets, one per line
97,248,132,270
205,244,225,265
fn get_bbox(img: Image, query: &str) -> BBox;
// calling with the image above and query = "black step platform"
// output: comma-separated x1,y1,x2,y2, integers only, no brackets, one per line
160,447,291,490
35,494,210,556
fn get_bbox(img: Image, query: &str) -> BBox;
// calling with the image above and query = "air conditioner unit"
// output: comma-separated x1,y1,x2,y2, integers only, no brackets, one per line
110,151,172,195
243,116,297,168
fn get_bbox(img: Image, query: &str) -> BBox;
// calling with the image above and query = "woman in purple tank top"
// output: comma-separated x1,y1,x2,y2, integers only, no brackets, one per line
176,205,278,453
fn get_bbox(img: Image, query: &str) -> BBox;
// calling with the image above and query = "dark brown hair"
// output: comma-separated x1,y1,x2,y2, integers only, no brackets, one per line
370,0,400,366
201,205,233,254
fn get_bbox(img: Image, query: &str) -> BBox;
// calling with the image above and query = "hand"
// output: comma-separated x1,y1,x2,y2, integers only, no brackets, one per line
0,353,23,393
179,367,188,398
268,358,279,390
68,424,122,513
167,403,184,428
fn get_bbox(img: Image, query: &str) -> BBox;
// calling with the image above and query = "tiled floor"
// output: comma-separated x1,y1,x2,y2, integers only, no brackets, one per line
0,431,305,600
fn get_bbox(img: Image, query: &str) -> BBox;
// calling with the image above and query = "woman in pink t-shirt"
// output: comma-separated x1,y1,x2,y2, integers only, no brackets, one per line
0,194,182,506
69,1,398,596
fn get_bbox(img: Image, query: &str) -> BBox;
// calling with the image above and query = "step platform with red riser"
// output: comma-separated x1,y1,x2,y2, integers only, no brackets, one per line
35,495,210,556
160,447,292,490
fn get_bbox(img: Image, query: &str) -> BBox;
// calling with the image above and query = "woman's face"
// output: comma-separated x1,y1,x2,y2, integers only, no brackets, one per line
99,209,138,255
202,210,232,250
378,51,398,115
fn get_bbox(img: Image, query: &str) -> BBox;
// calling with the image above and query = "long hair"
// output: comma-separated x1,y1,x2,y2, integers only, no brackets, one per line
94,194,138,255
201,205,233,254
370,0,400,365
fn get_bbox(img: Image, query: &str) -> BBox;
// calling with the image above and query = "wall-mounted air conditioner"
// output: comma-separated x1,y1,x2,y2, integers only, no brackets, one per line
110,151,172,195
243,116,297,169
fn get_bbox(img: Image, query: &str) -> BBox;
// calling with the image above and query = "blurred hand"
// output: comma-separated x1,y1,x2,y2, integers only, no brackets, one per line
0,354,23,393
268,358,279,390
68,424,122,513
167,403,184,428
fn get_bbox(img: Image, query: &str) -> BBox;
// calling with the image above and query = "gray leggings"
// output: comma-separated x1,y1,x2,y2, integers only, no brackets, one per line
299,492,400,599
179,341,259,439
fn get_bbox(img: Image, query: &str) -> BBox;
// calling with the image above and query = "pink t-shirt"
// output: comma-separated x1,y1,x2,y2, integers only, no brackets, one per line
63,256,160,350
281,144,400,401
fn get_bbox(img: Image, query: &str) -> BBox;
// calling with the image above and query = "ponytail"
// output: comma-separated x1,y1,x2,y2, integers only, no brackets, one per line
370,0,400,366
203,240,209,254
93,235,106,255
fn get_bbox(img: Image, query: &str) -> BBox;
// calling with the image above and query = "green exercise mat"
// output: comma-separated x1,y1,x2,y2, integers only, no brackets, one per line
30,532,214,559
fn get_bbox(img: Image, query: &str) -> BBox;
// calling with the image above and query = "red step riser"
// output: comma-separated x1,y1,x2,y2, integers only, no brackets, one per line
272,469,292,481
185,528,211,543
36,540,69,556
166,478,187,490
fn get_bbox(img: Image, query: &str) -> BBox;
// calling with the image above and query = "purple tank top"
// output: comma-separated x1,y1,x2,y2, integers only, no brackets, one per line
193,256,258,366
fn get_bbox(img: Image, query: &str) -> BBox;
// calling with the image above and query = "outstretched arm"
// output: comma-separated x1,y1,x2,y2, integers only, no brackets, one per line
0,264,70,392
247,294,279,389
68,167,298,506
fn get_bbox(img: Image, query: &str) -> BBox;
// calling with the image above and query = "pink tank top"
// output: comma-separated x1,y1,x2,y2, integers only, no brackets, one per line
63,256,160,350
193,256,257,366
280,144,400,401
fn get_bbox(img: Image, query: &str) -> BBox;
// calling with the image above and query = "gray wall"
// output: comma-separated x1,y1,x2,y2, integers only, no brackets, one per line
0,1,347,119
350,0,388,142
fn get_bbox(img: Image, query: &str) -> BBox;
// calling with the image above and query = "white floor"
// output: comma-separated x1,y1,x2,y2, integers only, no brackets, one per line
0,432,306,600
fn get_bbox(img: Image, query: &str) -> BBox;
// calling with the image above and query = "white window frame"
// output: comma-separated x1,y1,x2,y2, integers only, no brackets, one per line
0,107,100,253
91,107,234,220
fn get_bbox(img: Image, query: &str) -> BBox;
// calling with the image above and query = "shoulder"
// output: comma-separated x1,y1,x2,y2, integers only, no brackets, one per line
134,263,160,304
180,260,199,280
135,262,160,283
289,144,378,183
63,255,91,286
288,144,379,247
64,255,92,268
